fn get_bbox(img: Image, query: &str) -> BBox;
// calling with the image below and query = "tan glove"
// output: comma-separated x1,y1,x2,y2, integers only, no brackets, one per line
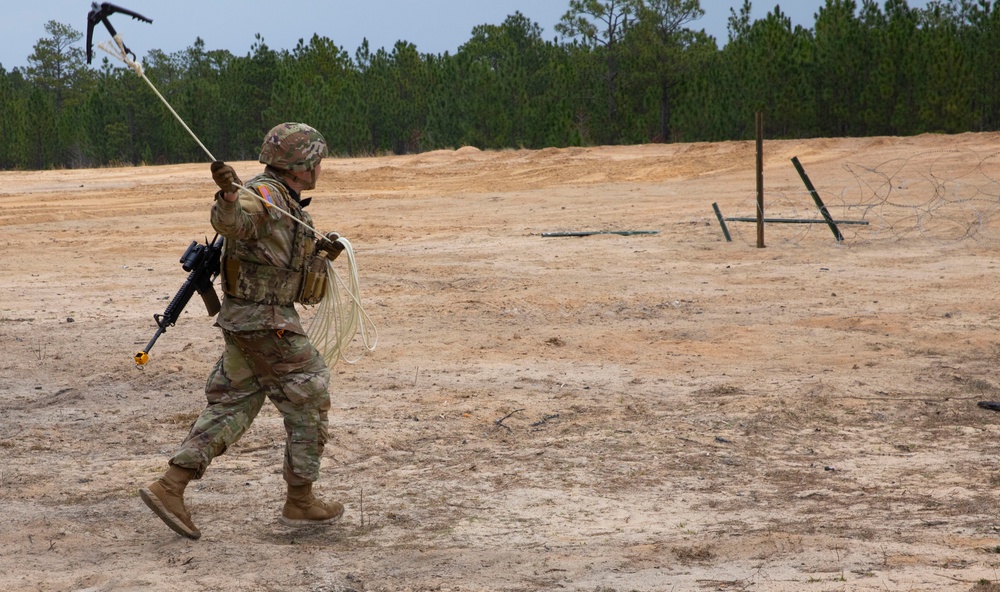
211,161,242,193
316,231,345,261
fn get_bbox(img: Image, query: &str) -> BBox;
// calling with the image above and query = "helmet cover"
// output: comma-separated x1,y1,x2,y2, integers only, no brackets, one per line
258,122,329,172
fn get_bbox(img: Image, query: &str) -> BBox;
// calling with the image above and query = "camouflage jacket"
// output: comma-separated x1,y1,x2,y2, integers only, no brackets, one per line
210,170,317,333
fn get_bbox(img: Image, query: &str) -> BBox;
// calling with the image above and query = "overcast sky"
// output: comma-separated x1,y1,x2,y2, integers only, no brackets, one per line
1,1,931,71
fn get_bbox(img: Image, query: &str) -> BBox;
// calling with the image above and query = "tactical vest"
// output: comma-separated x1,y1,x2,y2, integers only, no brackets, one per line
220,176,328,306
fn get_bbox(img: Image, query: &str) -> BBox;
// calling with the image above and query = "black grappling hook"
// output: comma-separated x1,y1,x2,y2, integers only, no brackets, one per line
86,2,153,64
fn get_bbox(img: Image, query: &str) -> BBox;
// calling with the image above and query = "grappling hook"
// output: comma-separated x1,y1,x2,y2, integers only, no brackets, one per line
86,2,152,64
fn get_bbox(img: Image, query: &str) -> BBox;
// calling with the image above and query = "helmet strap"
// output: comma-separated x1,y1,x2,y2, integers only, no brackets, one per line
268,166,315,195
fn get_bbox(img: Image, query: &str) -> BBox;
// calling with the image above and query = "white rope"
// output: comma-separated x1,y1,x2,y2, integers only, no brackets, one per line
99,38,311,231
102,37,217,161
306,238,378,366
98,36,377,362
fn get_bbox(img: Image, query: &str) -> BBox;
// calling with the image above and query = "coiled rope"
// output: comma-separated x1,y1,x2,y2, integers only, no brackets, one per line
99,37,376,365
306,239,378,366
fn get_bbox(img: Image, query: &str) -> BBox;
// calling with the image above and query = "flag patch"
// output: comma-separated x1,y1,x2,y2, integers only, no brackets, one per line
256,184,274,208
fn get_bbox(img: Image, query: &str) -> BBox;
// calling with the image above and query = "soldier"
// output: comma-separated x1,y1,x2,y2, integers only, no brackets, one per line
139,122,345,540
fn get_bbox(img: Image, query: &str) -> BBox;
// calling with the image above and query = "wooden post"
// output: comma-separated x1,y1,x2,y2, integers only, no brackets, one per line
791,156,844,243
712,203,732,242
755,112,765,248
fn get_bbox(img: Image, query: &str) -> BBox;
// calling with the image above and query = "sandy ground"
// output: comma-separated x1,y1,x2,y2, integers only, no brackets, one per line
4,133,1000,591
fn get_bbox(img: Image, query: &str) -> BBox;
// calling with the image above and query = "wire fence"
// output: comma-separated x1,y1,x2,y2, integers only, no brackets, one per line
723,149,1000,246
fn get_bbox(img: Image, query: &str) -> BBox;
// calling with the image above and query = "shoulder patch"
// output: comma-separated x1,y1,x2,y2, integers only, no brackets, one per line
255,183,275,208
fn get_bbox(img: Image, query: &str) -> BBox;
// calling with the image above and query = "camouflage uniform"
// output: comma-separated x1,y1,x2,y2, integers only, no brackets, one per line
139,123,342,541
170,162,330,487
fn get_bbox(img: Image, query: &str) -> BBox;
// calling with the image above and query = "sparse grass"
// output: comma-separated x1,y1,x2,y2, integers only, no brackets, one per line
967,378,1000,397
671,544,715,563
698,384,747,396
166,411,200,425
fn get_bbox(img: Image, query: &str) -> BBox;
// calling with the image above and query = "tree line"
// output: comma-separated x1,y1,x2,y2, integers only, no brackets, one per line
1,0,998,170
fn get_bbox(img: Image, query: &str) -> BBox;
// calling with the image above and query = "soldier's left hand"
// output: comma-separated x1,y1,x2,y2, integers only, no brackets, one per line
317,232,345,261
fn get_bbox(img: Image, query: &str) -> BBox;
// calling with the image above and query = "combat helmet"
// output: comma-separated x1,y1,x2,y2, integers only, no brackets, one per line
259,122,329,172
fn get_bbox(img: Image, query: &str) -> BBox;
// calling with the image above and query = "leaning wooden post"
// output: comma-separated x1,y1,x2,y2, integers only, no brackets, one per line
755,112,765,248
791,156,843,243
712,203,732,242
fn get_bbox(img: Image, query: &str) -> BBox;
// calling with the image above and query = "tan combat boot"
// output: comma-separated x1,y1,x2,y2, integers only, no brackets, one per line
278,483,344,527
139,465,201,540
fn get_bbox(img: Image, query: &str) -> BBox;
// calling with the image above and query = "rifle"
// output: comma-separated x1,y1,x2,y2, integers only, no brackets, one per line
134,235,224,368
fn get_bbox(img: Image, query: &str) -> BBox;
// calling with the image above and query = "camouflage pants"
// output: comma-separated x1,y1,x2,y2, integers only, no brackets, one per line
171,329,331,486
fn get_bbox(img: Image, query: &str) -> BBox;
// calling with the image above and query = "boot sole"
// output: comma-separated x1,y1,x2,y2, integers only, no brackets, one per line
277,512,344,528
139,487,202,540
